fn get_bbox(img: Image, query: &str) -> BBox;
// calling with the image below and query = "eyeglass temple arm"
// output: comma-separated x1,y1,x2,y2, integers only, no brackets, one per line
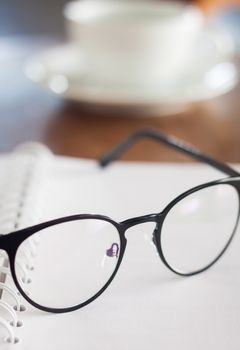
99,129,239,177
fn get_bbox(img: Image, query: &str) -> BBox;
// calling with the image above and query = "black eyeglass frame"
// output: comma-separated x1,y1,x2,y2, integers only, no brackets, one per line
0,129,239,314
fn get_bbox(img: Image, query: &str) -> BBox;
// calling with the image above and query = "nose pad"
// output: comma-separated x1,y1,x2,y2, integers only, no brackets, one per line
152,235,156,246
151,226,160,256
106,243,119,258
142,225,159,250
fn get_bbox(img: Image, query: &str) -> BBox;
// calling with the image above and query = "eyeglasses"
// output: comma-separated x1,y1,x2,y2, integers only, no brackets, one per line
0,129,240,314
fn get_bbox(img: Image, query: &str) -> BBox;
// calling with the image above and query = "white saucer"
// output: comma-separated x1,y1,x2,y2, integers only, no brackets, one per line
25,28,238,115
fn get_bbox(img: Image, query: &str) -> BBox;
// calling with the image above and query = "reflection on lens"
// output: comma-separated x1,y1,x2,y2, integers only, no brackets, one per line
15,219,120,309
161,184,239,274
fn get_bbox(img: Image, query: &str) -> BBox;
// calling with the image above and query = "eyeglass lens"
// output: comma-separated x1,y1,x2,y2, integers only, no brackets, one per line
14,219,121,309
161,184,239,274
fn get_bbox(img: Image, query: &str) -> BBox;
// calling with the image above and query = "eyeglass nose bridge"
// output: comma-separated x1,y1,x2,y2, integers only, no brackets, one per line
120,213,160,232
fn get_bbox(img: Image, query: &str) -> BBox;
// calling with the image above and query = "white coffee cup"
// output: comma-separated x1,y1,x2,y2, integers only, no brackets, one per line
64,0,204,86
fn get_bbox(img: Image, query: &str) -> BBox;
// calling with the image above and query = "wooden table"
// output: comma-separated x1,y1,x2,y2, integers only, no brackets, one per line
0,36,240,164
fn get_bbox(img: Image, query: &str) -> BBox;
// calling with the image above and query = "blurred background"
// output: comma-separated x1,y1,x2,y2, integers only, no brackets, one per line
0,0,240,163
1,1,240,37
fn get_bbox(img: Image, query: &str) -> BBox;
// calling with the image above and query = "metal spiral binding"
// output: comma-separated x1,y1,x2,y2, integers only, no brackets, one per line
0,142,52,344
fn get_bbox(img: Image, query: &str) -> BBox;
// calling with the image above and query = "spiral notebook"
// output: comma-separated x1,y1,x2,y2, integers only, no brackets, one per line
0,143,240,350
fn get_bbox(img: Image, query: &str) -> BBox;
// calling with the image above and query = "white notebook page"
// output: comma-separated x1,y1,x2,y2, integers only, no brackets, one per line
1,155,240,350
